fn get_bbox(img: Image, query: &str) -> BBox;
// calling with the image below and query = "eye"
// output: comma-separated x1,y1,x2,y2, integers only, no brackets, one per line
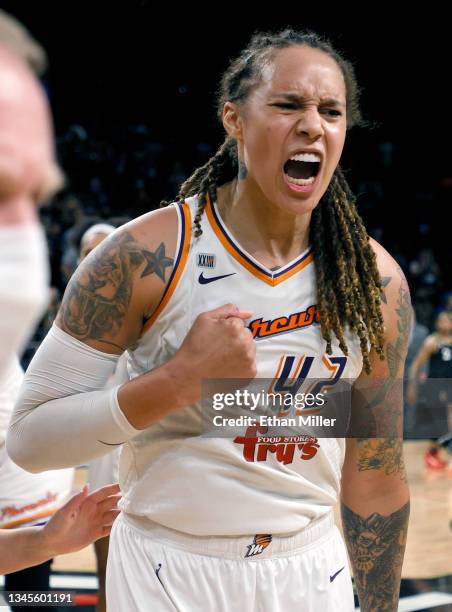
321,108,343,118
271,102,297,110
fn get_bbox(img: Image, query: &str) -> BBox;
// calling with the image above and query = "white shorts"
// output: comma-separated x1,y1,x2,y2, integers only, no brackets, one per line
106,512,354,612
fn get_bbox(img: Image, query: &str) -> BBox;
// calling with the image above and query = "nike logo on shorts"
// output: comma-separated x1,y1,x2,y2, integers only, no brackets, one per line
330,566,345,582
198,272,236,284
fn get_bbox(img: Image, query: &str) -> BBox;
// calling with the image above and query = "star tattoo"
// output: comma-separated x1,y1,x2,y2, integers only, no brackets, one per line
380,276,391,304
141,242,174,281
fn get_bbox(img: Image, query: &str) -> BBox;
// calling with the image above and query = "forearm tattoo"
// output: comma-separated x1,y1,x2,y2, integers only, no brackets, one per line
341,502,409,612
356,438,405,479
59,232,173,347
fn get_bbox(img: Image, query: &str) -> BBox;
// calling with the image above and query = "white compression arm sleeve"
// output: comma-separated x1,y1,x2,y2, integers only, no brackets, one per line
0,224,49,375
6,324,141,473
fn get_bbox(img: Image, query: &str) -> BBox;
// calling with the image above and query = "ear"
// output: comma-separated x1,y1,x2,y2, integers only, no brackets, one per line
222,102,244,141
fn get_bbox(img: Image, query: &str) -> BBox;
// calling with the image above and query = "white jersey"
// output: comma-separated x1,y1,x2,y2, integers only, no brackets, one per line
120,195,363,535
0,358,73,529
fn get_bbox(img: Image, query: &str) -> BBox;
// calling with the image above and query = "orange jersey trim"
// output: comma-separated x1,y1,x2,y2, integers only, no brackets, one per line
141,202,192,335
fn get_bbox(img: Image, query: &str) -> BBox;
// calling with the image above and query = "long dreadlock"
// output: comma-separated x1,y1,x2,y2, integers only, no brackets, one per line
165,29,385,374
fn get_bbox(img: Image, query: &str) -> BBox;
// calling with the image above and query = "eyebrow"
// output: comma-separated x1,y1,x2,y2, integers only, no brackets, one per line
271,93,346,107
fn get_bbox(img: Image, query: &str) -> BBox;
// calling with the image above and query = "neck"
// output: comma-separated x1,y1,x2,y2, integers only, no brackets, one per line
437,332,452,341
0,195,38,225
216,178,311,267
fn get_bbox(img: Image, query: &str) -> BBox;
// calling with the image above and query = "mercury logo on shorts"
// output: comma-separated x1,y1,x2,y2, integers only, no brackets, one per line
245,534,272,558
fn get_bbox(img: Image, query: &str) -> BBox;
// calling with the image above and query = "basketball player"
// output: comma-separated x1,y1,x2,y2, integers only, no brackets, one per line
0,12,120,582
8,30,410,611
408,311,452,468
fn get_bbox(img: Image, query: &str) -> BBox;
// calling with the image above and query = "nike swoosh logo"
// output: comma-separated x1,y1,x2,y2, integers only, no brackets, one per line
330,566,345,582
198,272,236,284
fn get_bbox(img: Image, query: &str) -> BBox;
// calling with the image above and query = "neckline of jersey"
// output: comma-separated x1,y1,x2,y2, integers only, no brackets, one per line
206,196,313,281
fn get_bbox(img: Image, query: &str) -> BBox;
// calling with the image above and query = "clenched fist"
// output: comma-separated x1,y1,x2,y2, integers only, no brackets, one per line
117,304,257,428
175,303,257,381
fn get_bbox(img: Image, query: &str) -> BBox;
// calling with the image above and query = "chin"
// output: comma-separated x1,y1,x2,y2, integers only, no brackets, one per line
273,194,319,217
291,198,319,216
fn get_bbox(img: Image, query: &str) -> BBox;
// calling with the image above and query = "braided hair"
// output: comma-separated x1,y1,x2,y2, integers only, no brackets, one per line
166,29,385,374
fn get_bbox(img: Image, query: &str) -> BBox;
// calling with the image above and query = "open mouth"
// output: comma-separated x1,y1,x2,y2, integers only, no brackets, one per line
283,153,321,186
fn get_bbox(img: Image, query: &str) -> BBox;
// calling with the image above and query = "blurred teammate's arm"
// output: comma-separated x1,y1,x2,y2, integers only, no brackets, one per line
341,248,411,612
406,336,436,404
0,484,120,574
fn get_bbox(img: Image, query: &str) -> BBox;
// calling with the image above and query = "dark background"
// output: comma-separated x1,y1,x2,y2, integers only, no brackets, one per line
2,2,451,322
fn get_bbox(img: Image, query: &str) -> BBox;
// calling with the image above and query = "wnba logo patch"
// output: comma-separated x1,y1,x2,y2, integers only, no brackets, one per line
197,253,216,269
245,534,272,558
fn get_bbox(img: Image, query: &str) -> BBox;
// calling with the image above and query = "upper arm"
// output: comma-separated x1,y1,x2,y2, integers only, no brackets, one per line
342,239,412,500
353,238,412,386
55,206,179,354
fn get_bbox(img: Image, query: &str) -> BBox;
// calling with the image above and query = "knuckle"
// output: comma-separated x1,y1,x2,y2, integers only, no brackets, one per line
228,319,242,334
240,329,252,344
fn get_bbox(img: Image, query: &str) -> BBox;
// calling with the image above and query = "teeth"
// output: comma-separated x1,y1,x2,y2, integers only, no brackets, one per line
285,175,316,186
290,153,321,163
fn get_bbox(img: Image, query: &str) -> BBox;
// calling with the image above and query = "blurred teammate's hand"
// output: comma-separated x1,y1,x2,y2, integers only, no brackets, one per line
41,483,120,556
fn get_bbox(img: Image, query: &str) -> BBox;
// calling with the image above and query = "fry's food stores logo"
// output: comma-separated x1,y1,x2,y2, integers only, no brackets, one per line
233,425,319,464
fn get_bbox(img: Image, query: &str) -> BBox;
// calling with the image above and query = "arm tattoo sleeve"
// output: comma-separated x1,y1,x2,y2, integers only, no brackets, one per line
341,501,410,612
59,232,173,347
355,269,412,481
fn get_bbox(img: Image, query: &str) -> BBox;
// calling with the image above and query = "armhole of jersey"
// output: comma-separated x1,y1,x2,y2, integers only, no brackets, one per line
429,334,439,353
140,202,192,336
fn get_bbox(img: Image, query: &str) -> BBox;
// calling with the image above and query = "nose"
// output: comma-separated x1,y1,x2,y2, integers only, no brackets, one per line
295,108,323,141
